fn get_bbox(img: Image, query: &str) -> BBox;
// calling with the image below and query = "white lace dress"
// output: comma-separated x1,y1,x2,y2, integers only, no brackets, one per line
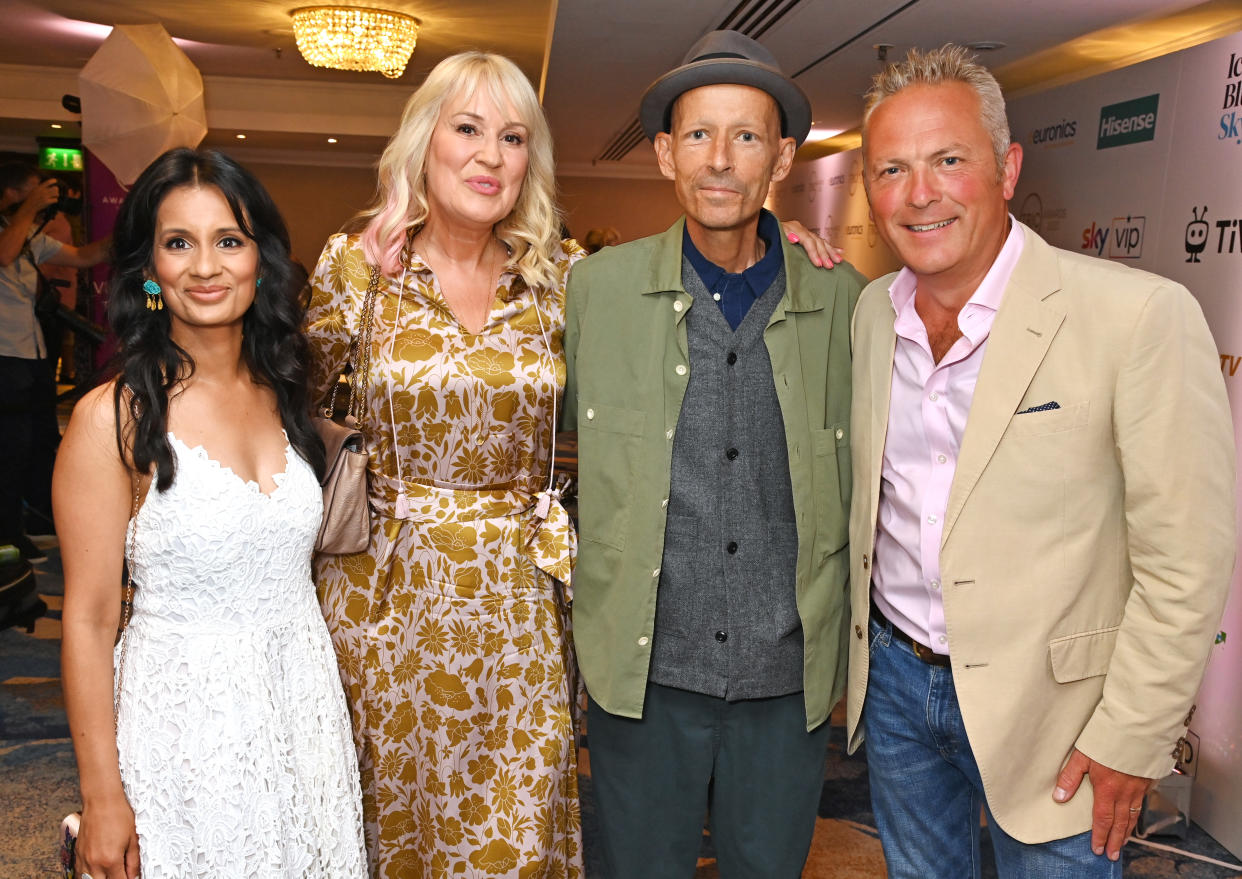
113,433,367,878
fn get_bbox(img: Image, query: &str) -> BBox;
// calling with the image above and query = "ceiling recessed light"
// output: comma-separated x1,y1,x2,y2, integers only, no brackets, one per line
50,123,63,129
964,41,1006,52
236,134,247,140
327,137,338,143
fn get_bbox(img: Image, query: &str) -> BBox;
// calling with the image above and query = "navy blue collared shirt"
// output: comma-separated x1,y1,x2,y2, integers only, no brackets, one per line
682,209,784,331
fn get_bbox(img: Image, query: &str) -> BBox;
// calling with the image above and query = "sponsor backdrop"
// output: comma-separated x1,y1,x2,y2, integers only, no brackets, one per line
772,28,1242,858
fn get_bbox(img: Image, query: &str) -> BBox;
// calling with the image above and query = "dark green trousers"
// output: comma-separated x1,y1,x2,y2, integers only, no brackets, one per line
587,683,831,878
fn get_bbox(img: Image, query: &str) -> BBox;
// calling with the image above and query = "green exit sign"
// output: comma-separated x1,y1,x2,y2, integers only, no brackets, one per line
39,146,84,172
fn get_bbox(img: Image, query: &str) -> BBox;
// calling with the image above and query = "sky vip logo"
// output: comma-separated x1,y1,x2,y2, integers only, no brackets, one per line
1097,94,1159,149
1081,216,1145,259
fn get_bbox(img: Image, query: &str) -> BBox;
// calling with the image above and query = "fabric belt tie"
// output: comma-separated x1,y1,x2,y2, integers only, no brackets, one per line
368,472,575,598
871,599,950,667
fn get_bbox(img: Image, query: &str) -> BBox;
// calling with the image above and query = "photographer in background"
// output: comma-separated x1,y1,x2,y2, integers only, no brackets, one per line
0,161,108,561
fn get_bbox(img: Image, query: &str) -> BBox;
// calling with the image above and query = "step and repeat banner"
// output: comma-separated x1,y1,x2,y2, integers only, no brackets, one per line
771,28,1242,857
1007,32,1241,856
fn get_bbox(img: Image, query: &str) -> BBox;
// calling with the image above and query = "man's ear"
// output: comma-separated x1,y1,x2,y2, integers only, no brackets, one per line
769,136,797,184
653,132,677,181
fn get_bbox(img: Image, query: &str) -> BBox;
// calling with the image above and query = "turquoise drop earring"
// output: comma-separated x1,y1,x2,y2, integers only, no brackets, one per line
142,279,163,311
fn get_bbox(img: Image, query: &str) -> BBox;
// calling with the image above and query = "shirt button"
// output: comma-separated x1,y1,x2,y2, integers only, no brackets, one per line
855,624,864,639
931,579,940,590
651,568,660,578
665,428,674,440
929,392,939,402
727,351,737,365
927,514,938,524
713,292,722,301
715,630,728,642
937,454,947,464
862,554,870,570
673,300,684,313
638,636,649,646
586,408,595,420
661,498,668,508
939,636,947,644
726,541,738,554
675,364,687,376
726,447,739,460
835,428,844,440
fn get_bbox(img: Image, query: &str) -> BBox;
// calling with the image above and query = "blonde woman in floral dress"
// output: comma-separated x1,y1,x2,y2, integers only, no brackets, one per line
305,52,583,879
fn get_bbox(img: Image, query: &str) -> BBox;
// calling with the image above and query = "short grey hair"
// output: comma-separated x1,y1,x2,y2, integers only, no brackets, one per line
862,45,1011,179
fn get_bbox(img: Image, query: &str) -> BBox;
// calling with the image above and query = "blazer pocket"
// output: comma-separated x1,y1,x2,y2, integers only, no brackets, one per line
1008,400,1090,437
1048,625,1120,683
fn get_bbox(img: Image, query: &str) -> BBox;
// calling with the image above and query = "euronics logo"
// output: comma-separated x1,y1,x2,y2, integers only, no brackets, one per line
1096,94,1159,149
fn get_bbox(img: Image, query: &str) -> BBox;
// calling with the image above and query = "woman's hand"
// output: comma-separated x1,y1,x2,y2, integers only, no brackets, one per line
77,793,141,879
780,220,844,268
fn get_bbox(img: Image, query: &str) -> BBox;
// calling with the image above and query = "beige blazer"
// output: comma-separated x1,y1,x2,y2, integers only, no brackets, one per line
845,224,1236,844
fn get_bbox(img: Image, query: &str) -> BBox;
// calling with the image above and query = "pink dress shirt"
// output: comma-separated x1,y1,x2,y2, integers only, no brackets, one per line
871,219,1025,654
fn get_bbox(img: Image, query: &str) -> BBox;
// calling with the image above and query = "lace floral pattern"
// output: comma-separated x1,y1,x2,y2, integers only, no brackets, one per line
306,233,584,879
114,434,367,878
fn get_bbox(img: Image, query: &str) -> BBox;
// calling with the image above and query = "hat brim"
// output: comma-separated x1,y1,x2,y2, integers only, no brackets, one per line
639,57,811,146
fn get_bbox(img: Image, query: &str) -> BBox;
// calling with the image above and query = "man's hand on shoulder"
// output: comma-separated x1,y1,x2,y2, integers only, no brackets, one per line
1052,747,1154,861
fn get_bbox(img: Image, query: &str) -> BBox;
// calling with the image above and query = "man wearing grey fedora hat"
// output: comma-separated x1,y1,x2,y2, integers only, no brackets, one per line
563,30,865,877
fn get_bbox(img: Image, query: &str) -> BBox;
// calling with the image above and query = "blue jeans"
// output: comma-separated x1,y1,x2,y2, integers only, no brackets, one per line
863,616,1122,879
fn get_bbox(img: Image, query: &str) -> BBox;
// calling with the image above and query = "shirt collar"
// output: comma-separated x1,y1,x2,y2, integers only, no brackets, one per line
682,208,783,297
888,214,1025,341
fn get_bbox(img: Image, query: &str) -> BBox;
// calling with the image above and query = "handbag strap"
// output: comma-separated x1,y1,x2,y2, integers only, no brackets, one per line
328,265,383,423
112,470,140,731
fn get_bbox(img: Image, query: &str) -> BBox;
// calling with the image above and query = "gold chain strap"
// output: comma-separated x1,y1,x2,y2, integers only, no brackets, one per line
325,264,381,422
112,470,140,732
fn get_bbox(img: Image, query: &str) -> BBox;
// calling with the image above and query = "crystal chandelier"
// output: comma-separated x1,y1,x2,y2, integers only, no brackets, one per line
290,6,420,79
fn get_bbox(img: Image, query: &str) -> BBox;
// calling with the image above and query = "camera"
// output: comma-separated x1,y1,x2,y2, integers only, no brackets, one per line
37,177,82,224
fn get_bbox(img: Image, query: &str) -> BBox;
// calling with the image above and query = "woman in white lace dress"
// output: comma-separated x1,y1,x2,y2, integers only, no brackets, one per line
57,149,366,879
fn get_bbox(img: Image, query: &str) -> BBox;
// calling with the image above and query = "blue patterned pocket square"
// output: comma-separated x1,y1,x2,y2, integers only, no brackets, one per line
1016,401,1061,414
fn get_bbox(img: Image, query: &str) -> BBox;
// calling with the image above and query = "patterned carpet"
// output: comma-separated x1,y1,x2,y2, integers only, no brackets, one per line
3,539,1240,878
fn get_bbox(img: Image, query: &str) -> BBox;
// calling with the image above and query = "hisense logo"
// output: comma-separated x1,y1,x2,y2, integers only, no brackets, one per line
1097,94,1159,149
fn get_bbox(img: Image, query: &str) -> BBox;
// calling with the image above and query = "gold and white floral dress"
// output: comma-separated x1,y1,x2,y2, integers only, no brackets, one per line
306,232,584,879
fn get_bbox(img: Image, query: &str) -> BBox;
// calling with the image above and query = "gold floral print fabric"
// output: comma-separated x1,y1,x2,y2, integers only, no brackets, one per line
306,233,584,879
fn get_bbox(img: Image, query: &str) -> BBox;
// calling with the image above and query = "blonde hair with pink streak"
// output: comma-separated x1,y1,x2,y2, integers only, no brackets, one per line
357,52,563,288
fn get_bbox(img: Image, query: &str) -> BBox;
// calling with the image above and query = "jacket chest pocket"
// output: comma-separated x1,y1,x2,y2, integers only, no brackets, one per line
578,404,646,550
812,424,849,555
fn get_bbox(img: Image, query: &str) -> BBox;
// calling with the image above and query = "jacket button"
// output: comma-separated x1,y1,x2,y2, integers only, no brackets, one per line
726,351,737,365
835,428,844,440
673,299,684,313
862,554,870,570
675,364,687,376
725,447,739,460
715,630,728,642
726,541,738,554
638,636,649,646
585,408,595,420
855,624,864,639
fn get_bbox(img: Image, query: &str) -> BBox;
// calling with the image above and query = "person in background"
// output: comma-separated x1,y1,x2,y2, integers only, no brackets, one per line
57,148,365,879
562,31,865,877
582,226,619,253
847,45,1235,877
0,162,108,561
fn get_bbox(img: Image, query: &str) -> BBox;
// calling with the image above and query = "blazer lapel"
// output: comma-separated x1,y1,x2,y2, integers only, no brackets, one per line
942,229,1066,544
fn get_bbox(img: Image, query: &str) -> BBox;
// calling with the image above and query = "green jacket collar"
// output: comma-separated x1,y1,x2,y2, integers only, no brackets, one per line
638,215,827,314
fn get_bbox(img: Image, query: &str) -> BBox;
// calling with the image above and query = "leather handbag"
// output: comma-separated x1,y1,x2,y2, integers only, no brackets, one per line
313,414,369,553
312,264,382,555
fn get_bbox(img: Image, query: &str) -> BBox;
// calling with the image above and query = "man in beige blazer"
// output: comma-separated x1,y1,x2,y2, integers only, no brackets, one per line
847,46,1235,878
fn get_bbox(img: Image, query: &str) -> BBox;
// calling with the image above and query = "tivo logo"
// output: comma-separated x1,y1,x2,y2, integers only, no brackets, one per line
1081,216,1145,259
1097,94,1159,149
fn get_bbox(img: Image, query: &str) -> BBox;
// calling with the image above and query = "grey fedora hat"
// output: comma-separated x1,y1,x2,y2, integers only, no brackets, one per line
639,30,812,145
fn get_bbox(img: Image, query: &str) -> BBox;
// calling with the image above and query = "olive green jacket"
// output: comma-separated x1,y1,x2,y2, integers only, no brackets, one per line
563,217,865,730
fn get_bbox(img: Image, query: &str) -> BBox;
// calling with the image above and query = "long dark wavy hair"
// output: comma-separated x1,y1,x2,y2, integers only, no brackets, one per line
109,148,324,490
